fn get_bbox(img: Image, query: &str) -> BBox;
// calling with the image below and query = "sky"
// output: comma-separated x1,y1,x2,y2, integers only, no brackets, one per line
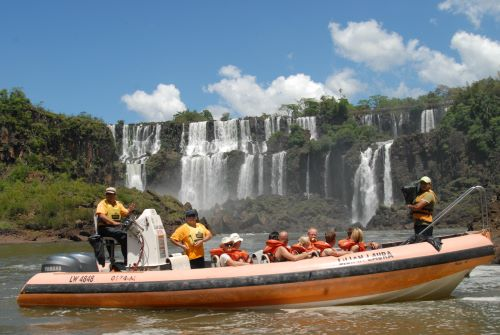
1,1,499,124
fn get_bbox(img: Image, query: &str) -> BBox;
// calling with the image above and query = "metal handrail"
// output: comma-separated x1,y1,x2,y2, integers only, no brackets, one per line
418,185,490,235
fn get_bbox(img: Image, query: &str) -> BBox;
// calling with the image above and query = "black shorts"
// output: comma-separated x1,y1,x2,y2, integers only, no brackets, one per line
414,220,433,236
189,256,206,269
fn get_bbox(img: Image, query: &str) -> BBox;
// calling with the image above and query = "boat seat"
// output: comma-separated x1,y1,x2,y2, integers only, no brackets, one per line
93,213,118,261
250,250,263,264
211,254,221,267
261,254,271,263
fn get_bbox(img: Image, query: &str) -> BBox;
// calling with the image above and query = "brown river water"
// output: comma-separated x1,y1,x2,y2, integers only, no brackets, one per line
1,230,499,335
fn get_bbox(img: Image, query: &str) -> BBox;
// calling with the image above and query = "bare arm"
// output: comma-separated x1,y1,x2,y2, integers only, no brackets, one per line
277,247,312,261
170,238,188,252
194,229,212,247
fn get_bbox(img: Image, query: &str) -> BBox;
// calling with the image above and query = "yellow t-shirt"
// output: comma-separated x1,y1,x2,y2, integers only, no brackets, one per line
170,222,209,260
96,199,129,223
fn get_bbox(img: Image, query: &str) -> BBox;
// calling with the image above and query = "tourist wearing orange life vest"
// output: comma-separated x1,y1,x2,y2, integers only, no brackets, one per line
264,231,314,262
306,227,350,257
408,176,438,237
217,236,250,266
338,228,366,252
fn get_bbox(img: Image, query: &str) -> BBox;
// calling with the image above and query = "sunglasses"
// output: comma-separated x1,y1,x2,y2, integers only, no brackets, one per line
224,243,234,247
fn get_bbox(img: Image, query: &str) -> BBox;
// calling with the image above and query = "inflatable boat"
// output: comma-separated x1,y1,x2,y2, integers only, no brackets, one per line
17,187,495,309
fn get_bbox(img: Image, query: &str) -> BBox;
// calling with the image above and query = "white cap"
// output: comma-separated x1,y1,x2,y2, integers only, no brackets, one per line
419,176,432,184
221,236,232,245
105,187,116,194
229,233,243,243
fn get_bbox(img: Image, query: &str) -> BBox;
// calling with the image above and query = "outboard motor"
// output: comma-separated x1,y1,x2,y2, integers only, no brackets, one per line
41,253,98,273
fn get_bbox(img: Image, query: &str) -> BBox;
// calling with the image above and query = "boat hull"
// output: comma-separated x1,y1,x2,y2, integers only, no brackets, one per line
17,233,494,309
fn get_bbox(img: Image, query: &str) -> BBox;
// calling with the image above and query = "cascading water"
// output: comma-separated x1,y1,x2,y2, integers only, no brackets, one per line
382,140,394,206
257,154,264,195
296,116,318,140
271,151,287,195
305,153,310,199
421,109,435,133
237,154,255,199
351,146,381,226
120,123,161,191
351,139,394,226
179,121,233,210
324,151,331,197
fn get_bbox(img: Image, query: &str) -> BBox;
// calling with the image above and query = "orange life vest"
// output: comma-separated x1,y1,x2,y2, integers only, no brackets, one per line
291,244,308,254
263,240,290,260
312,240,332,251
209,248,249,262
338,239,366,252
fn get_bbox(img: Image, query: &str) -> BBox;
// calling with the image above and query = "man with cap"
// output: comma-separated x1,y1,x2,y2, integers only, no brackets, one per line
95,187,136,263
408,176,438,236
170,209,212,269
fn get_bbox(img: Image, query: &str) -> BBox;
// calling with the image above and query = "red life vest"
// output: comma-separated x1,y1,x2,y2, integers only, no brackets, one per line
210,248,249,262
291,244,308,254
338,239,366,252
263,240,290,260
312,240,332,251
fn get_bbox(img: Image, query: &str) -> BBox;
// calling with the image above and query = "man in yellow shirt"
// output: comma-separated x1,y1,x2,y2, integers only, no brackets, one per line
408,176,438,236
95,187,136,263
170,209,212,269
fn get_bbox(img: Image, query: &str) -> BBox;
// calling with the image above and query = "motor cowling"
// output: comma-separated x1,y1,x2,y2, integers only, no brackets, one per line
41,253,98,273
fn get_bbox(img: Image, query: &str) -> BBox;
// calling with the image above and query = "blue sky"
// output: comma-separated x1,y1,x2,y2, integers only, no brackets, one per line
1,1,499,124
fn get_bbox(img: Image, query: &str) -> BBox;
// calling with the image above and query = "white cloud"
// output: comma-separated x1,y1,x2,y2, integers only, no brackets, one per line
411,45,472,86
325,68,366,98
328,20,416,72
121,84,187,121
204,105,232,120
412,31,500,86
383,82,426,99
439,0,500,28
205,66,332,117
329,19,500,88
219,65,241,79
451,31,500,79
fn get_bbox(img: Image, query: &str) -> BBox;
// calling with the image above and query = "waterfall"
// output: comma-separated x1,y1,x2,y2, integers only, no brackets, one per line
351,144,383,226
264,116,282,140
296,116,318,140
271,151,286,195
258,154,264,195
305,154,310,199
120,123,161,191
361,114,373,126
351,140,395,225
421,109,435,133
237,154,255,199
180,121,235,210
213,120,239,153
382,140,394,206
390,113,398,138
324,151,331,197
239,119,253,153
179,153,228,210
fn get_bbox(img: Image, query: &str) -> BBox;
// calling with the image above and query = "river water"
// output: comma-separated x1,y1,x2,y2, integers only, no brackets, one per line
1,229,499,335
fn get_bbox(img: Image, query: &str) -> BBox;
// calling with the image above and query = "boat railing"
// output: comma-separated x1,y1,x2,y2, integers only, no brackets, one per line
419,185,490,236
